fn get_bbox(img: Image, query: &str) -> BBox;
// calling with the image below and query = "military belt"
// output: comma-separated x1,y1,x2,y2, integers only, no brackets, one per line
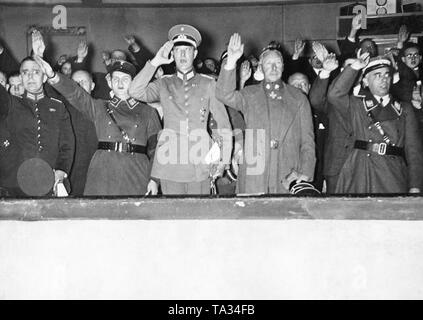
98,141,147,154
354,140,404,158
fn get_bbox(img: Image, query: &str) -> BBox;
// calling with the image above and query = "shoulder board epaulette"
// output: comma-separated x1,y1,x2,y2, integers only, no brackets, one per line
199,73,216,80
50,97,64,104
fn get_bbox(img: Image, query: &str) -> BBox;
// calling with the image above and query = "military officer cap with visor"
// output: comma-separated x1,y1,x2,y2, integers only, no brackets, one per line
168,24,202,48
362,56,392,77
108,60,137,79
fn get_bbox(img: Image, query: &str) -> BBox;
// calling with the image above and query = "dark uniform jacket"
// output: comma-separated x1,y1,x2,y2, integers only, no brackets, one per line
45,84,98,197
309,74,354,189
328,66,423,193
51,73,162,196
0,84,74,194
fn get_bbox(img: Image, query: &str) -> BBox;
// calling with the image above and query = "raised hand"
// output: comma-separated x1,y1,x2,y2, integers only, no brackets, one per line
102,51,112,66
33,55,55,78
398,25,409,43
293,38,305,59
57,54,68,66
398,25,410,48
239,60,251,86
351,14,362,31
350,50,370,70
32,30,45,58
124,35,141,52
226,33,244,69
76,40,88,61
151,41,174,67
322,53,339,73
312,41,329,64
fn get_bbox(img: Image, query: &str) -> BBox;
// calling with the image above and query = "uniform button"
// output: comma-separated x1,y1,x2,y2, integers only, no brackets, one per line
185,95,188,99
108,121,112,125
132,138,136,142
185,87,189,92
185,110,189,114
134,124,138,128
108,135,111,139
367,153,371,157
368,126,372,130
37,134,40,138
369,139,372,143
37,120,41,124
185,102,188,106
37,127,40,130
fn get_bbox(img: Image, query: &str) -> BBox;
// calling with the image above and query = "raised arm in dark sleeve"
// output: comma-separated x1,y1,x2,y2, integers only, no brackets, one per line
0,81,12,116
309,75,330,114
0,44,20,76
49,73,98,121
55,104,75,175
327,66,359,119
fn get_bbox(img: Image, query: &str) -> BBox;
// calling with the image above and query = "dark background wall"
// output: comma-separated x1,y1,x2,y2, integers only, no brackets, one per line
0,2,349,72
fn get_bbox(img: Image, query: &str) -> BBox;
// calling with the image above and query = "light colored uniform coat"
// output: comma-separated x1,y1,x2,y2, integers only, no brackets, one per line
129,62,232,183
216,67,316,194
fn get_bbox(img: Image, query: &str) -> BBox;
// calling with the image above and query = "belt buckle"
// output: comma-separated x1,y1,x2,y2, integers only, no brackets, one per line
115,142,123,152
377,142,387,155
270,139,279,149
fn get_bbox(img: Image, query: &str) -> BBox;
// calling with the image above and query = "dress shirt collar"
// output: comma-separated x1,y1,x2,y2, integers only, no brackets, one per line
373,94,390,107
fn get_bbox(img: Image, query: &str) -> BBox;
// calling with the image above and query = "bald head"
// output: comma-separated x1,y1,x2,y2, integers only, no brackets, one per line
111,50,127,63
288,72,310,95
72,70,95,94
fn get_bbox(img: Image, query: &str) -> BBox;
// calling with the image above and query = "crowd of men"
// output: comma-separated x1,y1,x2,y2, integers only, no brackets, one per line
1,14,423,197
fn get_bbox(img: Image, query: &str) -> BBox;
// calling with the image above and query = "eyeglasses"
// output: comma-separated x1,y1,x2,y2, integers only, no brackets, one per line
405,53,420,59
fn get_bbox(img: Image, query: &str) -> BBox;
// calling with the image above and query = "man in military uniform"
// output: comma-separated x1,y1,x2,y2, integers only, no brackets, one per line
0,56,74,196
129,24,232,195
216,34,316,194
34,55,162,196
328,54,423,193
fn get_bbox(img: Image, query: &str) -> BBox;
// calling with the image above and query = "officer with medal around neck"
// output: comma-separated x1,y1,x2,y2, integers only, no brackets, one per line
328,51,423,194
34,35,162,197
0,30,74,197
129,24,232,195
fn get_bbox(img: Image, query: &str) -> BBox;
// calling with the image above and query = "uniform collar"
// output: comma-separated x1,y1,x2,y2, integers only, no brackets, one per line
24,90,45,102
264,79,283,91
177,69,195,81
362,89,402,117
263,79,283,100
109,96,139,109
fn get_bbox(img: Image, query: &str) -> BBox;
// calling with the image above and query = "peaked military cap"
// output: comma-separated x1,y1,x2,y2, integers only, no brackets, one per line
168,24,202,48
108,60,137,78
362,56,392,77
